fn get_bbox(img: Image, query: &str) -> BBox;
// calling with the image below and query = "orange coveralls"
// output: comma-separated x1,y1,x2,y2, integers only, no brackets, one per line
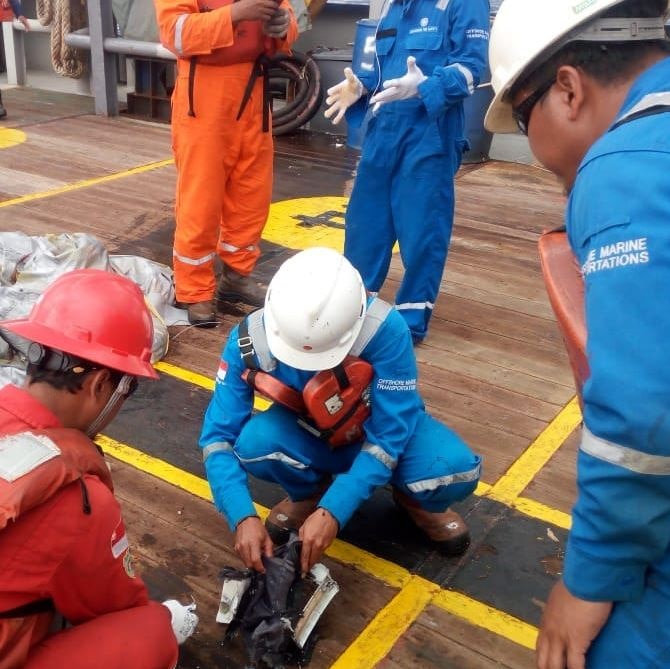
155,0,298,304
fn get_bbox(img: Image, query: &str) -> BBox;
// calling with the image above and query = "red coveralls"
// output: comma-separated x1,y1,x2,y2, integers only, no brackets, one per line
0,385,178,669
155,0,298,304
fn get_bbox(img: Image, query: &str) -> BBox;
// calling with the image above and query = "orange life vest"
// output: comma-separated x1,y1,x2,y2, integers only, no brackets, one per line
0,428,113,531
242,356,374,448
195,0,272,66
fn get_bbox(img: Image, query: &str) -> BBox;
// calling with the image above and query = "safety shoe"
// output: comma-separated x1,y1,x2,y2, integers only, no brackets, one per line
186,300,218,328
266,493,325,546
393,489,470,557
0,101,6,119
216,266,267,308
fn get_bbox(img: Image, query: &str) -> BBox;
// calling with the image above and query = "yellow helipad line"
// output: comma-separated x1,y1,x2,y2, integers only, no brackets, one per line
486,396,582,505
98,432,540,663
433,588,538,650
155,360,575,529
0,158,174,209
331,576,439,668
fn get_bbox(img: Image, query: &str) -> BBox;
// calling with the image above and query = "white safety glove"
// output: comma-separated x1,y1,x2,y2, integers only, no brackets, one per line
263,8,289,38
369,56,427,112
162,599,199,645
324,67,365,125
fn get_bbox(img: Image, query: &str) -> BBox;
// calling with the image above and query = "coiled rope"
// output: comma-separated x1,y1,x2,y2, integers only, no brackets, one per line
36,0,87,78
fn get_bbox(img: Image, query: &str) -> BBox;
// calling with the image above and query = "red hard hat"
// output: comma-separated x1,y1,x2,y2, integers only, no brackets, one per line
1,269,158,379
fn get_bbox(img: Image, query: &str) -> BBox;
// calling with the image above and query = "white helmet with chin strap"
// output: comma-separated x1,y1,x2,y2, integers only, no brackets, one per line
264,247,368,371
485,0,670,133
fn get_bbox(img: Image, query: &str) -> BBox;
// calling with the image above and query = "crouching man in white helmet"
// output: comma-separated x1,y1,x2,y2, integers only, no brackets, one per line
486,1,670,668
199,247,481,575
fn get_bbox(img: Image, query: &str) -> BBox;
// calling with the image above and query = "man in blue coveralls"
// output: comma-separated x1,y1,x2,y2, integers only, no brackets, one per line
199,247,481,574
486,1,670,668
324,0,490,344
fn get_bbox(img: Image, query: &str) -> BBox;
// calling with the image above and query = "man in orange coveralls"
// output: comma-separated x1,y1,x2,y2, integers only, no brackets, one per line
0,269,197,669
155,0,298,327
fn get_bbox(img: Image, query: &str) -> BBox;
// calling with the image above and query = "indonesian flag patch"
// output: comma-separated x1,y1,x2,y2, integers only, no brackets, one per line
111,517,130,559
216,360,228,384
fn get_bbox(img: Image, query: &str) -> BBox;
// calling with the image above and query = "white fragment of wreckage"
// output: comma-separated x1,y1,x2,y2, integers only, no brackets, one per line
216,562,339,646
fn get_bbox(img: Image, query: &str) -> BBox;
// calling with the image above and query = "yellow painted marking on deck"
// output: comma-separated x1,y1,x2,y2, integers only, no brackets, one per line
0,127,26,149
513,496,571,530
487,396,582,504
0,158,174,208
264,196,399,253
154,360,270,411
326,539,410,589
331,576,438,669
433,588,538,650
96,433,213,502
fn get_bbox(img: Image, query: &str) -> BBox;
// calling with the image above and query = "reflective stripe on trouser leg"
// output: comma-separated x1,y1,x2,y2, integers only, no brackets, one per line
218,79,272,276
391,412,481,511
235,404,360,500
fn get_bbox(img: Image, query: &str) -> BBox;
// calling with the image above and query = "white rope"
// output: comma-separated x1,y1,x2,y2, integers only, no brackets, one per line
36,0,88,79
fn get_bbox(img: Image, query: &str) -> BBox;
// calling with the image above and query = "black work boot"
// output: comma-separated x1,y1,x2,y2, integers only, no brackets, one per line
0,91,6,119
186,300,218,328
217,265,267,308
393,489,471,557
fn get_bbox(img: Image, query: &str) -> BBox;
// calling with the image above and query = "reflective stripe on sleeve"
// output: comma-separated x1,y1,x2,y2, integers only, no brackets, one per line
174,14,189,56
581,427,670,475
202,441,234,461
449,63,474,95
361,442,397,470
406,461,481,493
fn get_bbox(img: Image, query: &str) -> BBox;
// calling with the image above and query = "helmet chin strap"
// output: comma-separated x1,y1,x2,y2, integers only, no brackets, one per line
86,375,134,438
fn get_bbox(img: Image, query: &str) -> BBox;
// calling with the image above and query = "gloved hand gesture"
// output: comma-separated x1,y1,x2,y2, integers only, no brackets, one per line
162,599,199,645
263,8,290,38
369,56,427,111
324,67,365,125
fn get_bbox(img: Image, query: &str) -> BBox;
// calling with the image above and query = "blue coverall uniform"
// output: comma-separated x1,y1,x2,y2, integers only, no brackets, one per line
562,57,670,667
343,0,489,343
199,298,481,531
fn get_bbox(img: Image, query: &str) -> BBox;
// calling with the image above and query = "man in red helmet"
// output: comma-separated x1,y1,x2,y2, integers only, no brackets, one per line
0,269,197,669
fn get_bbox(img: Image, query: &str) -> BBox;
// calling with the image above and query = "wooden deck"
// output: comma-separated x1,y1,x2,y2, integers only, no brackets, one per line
0,87,578,668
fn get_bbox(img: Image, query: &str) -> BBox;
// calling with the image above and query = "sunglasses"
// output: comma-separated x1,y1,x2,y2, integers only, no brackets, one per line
512,79,555,135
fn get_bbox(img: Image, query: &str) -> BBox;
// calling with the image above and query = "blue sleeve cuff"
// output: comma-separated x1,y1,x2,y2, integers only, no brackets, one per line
318,454,391,528
204,451,257,531
563,540,646,602
418,76,447,120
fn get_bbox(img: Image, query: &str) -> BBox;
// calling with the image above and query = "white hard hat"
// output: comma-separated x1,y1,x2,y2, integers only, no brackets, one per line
264,248,368,371
485,0,669,133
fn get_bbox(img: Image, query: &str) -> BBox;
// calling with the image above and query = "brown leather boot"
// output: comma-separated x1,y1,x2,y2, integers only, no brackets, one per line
186,300,218,328
217,266,267,308
265,481,331,545
393,489,470,557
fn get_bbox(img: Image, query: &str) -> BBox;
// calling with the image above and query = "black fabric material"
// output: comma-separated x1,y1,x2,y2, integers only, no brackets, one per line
0,598,54,619
222,533,308,667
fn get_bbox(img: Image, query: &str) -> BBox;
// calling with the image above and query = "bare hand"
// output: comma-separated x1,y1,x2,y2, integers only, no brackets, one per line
19,15,30,30
231,0,280,24
234,516,274,573
298,507,338,575
536,580,612,669
262,8,289,38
